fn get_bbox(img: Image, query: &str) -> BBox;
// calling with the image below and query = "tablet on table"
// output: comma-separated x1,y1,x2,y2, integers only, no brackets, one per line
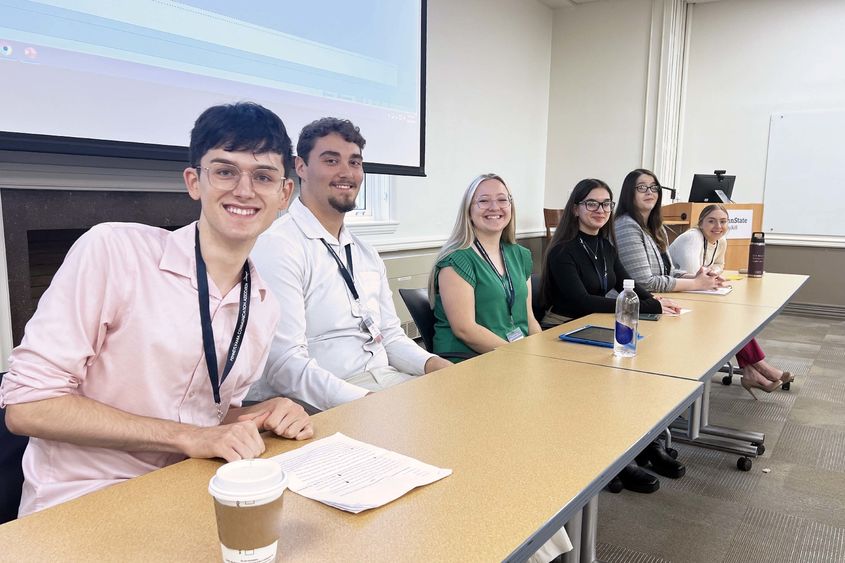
559,325,615,348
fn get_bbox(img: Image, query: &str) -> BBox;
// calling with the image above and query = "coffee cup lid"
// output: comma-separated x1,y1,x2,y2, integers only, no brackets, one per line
208,459,288,505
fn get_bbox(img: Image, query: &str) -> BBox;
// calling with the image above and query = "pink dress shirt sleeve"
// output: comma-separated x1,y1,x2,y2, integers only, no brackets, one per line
1,224,127,407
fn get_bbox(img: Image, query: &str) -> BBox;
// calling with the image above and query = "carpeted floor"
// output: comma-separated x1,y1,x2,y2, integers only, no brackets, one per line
596,314,845,563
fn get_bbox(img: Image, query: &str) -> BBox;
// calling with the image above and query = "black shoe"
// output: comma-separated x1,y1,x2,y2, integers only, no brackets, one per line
638,442,686,479
606,475,624,494
619,463,659,494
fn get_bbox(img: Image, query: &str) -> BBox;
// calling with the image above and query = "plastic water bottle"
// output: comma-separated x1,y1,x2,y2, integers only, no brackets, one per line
614,279,639,357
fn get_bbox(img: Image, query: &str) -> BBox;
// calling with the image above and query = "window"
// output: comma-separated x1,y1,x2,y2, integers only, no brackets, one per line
345,173,398,236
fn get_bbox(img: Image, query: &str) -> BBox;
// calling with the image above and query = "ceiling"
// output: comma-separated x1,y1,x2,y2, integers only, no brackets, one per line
537,0,722,7
536,0,601,9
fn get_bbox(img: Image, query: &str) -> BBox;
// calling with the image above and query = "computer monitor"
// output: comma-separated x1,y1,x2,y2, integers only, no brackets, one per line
689,173,735,203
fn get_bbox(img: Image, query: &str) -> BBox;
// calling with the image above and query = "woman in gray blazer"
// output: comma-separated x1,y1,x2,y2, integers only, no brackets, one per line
614,168,723,293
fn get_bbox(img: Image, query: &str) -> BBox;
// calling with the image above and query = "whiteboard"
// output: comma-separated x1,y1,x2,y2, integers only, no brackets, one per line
763,109,845,236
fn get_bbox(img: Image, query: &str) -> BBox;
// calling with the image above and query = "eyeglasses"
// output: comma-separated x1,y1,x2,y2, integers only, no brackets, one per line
579,200,615,212
635,184,661,194
475,196,512,210
196,163,285,193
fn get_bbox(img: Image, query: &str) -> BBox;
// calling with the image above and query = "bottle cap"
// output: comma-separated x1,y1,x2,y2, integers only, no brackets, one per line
623,279,635,290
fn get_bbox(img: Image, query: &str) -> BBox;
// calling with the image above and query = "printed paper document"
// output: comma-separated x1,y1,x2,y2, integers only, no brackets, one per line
683,286,733,295
270,433,452,513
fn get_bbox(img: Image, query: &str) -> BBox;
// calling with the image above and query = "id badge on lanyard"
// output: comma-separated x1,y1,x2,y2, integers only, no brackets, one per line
195,227,251,421
474,241,523,342
505,325,524,342
360,307,384,343
322,239,384,344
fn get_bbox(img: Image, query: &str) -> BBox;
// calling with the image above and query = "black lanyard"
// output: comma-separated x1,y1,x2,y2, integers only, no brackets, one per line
321,239,357,300
579,237,608,294
703,238,718,267
195,227,251,415
474,240,515,315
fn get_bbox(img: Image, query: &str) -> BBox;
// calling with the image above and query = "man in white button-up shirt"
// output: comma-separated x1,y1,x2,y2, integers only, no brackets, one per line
246,118,452,411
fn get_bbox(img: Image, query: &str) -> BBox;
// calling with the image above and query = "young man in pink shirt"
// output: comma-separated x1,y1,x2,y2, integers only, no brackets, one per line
0,102,313,516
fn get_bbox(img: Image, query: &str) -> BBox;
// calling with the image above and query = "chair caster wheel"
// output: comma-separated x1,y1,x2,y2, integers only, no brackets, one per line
782,381,791,391
756,444,766,456
722,375,732,386
666,447,679,459
737,457,752,471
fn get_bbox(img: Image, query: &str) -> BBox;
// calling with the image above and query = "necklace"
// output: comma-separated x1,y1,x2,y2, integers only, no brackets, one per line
579,236,600,261
578,236,608,294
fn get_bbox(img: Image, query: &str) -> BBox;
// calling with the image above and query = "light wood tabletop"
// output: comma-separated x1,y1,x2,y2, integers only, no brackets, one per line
661,271,807,309
0,352,701,563
500,299,781,381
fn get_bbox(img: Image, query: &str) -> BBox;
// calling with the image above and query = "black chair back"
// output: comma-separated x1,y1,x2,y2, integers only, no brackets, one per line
398,288,478,362
398,288,436,352
530,273,546,324
0,371,29,524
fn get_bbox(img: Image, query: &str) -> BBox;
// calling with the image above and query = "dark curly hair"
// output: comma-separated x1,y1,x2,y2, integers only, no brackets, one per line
296,117,366,163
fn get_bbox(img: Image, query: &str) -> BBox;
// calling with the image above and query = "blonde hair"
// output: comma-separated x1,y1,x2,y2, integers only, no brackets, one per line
427,173,516,306
696,203,729,229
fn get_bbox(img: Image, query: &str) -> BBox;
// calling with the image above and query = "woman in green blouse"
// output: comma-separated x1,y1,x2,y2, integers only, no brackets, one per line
428,174,568,562
428,173,541,358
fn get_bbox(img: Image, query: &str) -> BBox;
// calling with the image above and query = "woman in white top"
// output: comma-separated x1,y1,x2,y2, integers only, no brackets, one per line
668,205,794,398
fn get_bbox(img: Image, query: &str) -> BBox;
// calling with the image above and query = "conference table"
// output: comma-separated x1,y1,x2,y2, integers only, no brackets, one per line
0,352,701,563
662,271,808,309
502,272,808,465
0,273,805,562
501,298,781,382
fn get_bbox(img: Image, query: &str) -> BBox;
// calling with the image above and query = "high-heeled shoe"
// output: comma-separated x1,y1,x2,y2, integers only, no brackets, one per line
740,377,781,400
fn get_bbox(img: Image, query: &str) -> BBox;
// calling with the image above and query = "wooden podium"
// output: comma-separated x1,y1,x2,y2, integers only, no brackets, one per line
662,202,764,271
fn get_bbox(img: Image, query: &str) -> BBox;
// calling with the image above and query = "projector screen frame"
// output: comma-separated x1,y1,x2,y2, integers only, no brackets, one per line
0,1,427,178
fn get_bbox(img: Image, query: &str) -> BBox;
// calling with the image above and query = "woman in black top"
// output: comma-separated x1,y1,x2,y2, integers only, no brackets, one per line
540,178,683,495
541,179,675,323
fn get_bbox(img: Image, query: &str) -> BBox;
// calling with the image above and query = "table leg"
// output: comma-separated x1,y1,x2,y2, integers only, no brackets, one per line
689,395,701,440
563,508,582,563
579,496,605,563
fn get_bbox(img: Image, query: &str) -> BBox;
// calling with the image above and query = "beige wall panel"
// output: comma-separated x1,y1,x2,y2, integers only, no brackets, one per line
767,245,845,308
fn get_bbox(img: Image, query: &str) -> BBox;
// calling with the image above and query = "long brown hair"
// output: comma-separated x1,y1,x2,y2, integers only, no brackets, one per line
540,179,614,307
615,168,668,251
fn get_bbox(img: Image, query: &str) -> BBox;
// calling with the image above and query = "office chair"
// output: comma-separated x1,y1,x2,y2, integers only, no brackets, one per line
530,273,558,331
398,288,475,361
0,371,29,524
530,273,544,323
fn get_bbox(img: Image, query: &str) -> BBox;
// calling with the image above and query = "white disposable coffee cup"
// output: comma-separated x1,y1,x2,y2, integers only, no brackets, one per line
208,459,288,563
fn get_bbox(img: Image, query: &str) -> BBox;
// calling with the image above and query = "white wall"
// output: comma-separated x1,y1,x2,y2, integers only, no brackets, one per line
678,0,845,202
378,0,553,247
544,0,654,208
